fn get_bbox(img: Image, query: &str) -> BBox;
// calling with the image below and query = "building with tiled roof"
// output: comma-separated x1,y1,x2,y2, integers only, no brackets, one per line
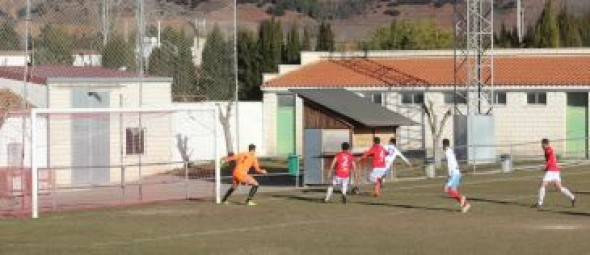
261,49,590,158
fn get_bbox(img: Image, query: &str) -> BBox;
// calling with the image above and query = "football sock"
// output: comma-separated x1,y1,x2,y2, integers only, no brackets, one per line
341,183,348,196
245,185,259,203
325,186,334,201
447,189,462,202
538,187,546,205
222,187,235,202
560,187,575,200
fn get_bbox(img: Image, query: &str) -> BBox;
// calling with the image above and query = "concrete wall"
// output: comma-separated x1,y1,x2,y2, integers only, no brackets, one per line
171,102,265,161
0,78,47,107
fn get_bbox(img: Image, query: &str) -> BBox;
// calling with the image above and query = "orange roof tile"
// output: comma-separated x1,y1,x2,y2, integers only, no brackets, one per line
264,56,590,88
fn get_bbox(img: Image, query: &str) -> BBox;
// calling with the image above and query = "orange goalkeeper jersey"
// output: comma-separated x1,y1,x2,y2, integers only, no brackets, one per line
227,152,262,177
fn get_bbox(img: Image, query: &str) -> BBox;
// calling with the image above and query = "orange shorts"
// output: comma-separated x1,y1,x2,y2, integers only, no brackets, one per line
233,174,256,184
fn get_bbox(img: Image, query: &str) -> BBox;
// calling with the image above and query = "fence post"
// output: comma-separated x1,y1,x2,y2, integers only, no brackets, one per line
120,166,125,204
51,167,57,211
184,161,189,200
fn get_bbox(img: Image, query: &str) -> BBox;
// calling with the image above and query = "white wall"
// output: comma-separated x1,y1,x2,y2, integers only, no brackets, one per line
171,102,265,162
0,78,47,107
0,116,47,168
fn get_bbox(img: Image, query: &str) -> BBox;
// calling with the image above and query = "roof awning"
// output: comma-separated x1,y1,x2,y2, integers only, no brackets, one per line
291,89,417,128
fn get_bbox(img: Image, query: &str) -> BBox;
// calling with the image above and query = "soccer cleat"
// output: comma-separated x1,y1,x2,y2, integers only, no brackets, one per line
461,203,471,213
460,196,467,207
246,201,258,206
531,203,542,208
341,195,347,204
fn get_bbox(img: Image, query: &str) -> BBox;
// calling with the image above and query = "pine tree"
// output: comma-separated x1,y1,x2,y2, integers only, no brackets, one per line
301,26,312,51
257,18,283,73
35,25,75,65
0,22,21,50
102,34,136,70
201,25,234,100
534,0,560,48
558,6,582,47
237,29,262,100
316,22,335,51
283,24,301,64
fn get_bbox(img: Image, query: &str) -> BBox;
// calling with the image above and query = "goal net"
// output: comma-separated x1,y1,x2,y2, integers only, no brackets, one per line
0,107,222,218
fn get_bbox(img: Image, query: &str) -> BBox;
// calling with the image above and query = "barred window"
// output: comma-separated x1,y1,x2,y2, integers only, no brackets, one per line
126,128,145,155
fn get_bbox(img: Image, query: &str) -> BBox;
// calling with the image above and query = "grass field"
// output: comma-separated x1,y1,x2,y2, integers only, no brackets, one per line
2,166,590,255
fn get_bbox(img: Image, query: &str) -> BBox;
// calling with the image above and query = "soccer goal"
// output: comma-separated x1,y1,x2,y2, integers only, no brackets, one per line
22,106,222,218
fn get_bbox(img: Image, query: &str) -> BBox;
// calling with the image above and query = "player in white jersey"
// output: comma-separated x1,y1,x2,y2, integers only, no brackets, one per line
442,139,471,213
384,138,412,181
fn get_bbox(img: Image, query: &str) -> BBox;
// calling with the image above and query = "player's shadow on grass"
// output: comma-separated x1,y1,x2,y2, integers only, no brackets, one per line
271,194,325,203
354,201,458,213
467,197,532,208
574,191,590,196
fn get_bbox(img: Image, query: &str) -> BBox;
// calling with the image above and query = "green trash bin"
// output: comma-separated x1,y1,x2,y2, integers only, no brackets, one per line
288,154,300,176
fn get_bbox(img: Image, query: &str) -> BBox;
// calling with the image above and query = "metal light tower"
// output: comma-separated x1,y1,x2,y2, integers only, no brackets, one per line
453,0,495,163
454,0,494,115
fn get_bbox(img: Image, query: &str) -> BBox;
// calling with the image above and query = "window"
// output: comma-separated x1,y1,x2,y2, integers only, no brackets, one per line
361,92,383,105
277,94,295,107
494,92,507,105
401,93,424,105
126,128,145,155
527,92,547,105
444,92,467,104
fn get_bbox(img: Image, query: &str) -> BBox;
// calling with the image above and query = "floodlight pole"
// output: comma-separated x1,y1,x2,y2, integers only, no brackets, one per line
31,109,38,219
233,0,240,153
214,107,221,204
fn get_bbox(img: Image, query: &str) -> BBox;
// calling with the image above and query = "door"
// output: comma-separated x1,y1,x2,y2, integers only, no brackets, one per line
277,95,295,155
71,90,110,184
566,93,588,158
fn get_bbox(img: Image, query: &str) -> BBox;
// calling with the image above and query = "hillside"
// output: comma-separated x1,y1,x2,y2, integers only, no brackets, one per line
0,0,588,43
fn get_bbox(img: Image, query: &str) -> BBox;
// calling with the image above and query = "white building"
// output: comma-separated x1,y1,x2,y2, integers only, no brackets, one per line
261,49,590,159
0,65,173,186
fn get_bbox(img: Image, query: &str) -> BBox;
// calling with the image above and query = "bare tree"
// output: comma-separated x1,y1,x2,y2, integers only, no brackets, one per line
422,100,452,165
216,103,235,156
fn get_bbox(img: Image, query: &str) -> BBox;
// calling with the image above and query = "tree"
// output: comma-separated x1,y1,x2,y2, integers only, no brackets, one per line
201,25,236,154
422,100,453,167
558,6,582,47
35,25,75,65
0,22,21,50
102,34,136,70
237,29,262,100
257,18,283,73
316,22,335,51
172,29,197,100
368,20,452,50
301,26,312,51
534,0,560,48
283,24,301,64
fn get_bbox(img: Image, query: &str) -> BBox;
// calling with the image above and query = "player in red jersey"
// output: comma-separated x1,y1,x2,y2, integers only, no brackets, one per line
325,142,356,203
533,138,576,208
358,137,389,197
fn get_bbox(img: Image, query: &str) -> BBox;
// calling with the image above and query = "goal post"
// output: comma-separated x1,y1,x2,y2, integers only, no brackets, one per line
28,106,222,219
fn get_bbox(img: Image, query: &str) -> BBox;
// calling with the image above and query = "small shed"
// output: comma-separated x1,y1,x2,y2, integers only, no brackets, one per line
291,89,415,185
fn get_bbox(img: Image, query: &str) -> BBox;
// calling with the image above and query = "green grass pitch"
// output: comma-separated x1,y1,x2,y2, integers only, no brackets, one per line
1,166,590,255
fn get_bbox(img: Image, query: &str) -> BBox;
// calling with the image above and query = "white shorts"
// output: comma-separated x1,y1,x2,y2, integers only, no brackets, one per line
332,176,350,187
543,171,561,182
369,168,387,183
